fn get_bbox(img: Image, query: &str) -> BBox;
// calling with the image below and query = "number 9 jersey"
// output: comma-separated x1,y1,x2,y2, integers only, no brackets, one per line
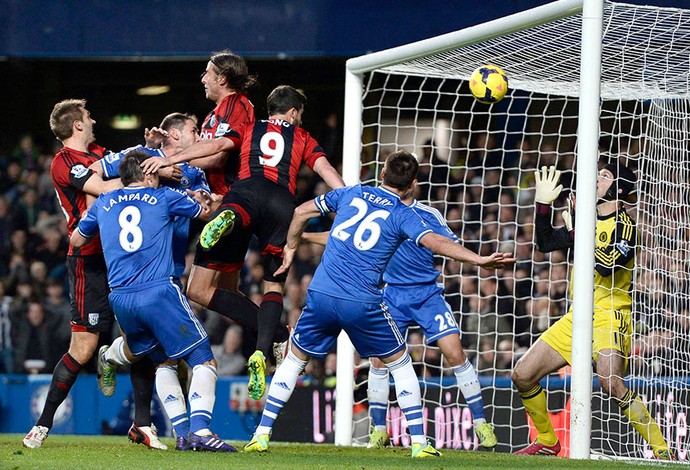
308,185,432,302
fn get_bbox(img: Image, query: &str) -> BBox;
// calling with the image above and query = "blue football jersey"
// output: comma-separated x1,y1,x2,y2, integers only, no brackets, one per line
77,186,202,288
308,185,432,302
100,146,210,277
384,200,458,286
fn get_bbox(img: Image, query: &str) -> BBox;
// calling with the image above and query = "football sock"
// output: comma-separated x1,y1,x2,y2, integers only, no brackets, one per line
256,350,307,435
255,292,284,358
37,353,82,429
188,364,218,435
617,389,669,451
453,359,485,425
130,356,156,427
367,366,390,429
385,352,425,445
105,336,130,367
208,288,289,343
518,384,558,446
155,365,189,438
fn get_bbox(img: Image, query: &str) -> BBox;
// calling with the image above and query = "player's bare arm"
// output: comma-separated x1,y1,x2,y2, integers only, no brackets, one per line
301,231,329,246
82,172,123,196
312,156,345,189
144,126,168,148
142,137,234,174
187,151,228,170
419,232,516,269
274,200,322,276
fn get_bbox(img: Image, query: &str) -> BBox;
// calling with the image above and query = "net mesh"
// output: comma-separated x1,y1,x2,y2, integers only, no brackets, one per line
348,1,690,458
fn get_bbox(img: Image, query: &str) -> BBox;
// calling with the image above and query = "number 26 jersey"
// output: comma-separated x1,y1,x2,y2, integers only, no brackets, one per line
309,185,431,302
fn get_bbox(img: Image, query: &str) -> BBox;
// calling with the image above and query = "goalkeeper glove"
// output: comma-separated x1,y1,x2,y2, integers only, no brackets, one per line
562,193,575,231
534,165,563,205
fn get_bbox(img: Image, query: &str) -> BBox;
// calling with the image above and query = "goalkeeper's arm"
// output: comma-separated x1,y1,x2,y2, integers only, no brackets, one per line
533,166,573,253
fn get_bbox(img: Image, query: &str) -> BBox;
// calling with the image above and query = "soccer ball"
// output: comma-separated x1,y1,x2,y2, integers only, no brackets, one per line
469,65,509,104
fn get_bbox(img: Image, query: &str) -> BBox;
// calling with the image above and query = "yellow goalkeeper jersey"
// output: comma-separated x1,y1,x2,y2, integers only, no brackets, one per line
571,208,637,312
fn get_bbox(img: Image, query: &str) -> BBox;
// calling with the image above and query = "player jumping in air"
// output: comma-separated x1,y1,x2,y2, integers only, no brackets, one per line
142,85,344,401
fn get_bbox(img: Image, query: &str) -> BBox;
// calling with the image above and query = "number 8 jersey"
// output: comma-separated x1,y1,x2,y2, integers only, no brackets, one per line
309,185,432,302
77,186,202,289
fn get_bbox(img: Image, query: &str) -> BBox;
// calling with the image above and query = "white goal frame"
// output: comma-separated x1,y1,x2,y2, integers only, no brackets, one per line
336,0,600,458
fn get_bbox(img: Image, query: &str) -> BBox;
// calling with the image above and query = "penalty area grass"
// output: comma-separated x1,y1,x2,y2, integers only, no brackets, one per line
0,434,668,469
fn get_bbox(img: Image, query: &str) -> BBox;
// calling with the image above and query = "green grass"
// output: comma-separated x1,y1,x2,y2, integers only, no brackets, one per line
0,434,673,469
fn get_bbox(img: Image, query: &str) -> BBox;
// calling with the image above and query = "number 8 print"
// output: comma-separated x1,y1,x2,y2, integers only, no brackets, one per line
118,205,143,252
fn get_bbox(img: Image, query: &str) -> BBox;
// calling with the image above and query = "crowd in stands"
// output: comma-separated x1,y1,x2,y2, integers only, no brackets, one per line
0,128,686,384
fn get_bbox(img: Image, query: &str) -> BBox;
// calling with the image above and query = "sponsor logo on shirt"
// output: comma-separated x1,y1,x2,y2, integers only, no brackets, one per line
70,164,89,179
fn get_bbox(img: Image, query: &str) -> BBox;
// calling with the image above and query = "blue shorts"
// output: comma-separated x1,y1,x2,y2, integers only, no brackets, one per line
383,283,460,345
109,278,210,360
292,290,406,359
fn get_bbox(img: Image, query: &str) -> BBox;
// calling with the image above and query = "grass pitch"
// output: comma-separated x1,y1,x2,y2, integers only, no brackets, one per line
0,434,674,469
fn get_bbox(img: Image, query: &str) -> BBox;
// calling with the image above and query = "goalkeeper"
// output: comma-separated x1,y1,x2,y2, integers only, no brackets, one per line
511,163,674,459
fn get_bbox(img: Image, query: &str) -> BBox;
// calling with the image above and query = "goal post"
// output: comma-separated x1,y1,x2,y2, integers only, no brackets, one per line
336,0,690,460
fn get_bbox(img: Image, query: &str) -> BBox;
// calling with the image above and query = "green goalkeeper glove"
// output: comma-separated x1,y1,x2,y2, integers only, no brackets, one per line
534,165,563,205
562,193,575,231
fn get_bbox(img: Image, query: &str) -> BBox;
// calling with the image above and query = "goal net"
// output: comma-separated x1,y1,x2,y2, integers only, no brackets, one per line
339,0,690,459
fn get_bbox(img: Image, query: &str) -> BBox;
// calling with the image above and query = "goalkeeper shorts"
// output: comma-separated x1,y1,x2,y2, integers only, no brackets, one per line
540,306,632,367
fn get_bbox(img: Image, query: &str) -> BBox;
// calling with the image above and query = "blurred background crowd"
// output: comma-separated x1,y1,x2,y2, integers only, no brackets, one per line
0,126,688,385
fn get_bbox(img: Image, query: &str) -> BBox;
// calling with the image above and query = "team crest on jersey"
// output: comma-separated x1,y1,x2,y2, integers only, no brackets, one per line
70,164,89,179
615,239,630,256
208,114,217,128
215,123,230,137
104,152,121,164
599,232,608,243
88,313,99,326
180,176,190,188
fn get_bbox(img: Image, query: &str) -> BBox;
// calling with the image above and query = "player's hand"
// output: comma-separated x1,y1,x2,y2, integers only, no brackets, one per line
274,246,296,277
534,165,563,205
158,164,182,182
562,192,575,231
144,127,168,148
188,190,212,213
141,156,172,174
477,252,517,269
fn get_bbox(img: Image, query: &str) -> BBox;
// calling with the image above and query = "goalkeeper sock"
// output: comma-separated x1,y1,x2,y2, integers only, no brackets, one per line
156,365,189,438
367,366,390,429
37,353,83,429
256,350,308,435
617,389,669,451
386,352,425,445
105,336,131,367
131,356,156,427
453,359,485,426
519,384,558,446
255,292,284,358
208,288,289,343
188,364,217,435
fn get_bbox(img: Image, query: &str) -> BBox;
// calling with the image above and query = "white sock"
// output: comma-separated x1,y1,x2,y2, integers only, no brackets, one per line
255,351,308,436
453,359,486,426
155,365,189,437
386,352,425,445
368,366,390,432
189,364,217,436
105,336,131,367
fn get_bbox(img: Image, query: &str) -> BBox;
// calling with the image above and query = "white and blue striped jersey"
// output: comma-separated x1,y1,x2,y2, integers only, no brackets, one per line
308,185,431,302
77,186,202,289
384,200,458,286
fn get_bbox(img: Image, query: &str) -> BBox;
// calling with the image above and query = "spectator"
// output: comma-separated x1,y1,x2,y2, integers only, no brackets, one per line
212,325,246,376
13,302,62,373
0,279,14,373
